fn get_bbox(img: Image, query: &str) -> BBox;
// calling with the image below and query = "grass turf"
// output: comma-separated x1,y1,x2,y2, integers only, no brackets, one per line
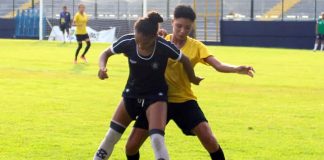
0,39,324,160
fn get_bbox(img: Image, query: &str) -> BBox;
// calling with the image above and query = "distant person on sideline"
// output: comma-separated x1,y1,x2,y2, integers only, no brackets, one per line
59,6,71,43
313,12,324,52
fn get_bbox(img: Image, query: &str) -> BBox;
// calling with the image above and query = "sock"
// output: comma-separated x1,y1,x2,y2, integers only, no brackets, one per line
321,44,324,51
210,146,225,160
75,42,82,60
93,121,126,160
126,152,140,160
149,129,169,160
82,41,91,57
314,43,318,51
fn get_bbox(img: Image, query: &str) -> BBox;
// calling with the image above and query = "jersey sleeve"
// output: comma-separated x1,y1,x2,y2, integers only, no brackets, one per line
197,41,212,65
110,34,133,55
158,38,182,61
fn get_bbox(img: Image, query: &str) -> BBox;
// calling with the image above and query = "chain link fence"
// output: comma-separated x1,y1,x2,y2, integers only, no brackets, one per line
1,0,324,41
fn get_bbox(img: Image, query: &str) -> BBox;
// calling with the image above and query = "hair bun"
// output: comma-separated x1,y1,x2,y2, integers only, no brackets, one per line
147,11,163,24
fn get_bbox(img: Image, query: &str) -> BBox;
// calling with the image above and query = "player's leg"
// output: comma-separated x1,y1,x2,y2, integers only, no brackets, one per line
125,101,174,160
171,101,225,160
81,34,91,62
93,99,133,160
125,128,149,160
75,39,83,64
60,26,66,43
192,122,225,160
320,35,324,51
65,27,70,43
146,101,169,160
314,35,320,51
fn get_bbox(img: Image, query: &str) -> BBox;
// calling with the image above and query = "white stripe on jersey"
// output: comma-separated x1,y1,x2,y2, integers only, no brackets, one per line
136,41,157,60
176,52,183,61
111,38,135,54
157,40,181,61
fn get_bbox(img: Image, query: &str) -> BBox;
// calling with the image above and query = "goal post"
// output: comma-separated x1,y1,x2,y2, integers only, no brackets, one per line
39,0,43,40
143,0,147,16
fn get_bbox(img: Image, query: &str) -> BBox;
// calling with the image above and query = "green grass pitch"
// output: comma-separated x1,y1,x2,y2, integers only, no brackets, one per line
0,39,324,160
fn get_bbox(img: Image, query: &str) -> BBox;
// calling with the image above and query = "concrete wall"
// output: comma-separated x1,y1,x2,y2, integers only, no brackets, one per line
221,21,316,49
0,18,15,38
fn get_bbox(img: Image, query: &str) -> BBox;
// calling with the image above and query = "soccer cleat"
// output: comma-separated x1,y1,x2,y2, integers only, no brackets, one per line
81,56,88,63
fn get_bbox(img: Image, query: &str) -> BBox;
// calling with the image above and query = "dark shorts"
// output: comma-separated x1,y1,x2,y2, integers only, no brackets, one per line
60,25,70,33
316,34,324,40
124,96,168,120
76,34,90,42
134,100,208,136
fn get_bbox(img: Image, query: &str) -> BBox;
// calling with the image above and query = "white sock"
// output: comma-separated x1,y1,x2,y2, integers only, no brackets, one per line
314,44,318,51
94,123,125,160
321,44,324,51
150,133,169,160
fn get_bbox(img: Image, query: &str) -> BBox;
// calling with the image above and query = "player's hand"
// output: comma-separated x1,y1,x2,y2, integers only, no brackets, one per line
236,66,255,78
98,68,109,80
158,28,168,37
191,76,204,85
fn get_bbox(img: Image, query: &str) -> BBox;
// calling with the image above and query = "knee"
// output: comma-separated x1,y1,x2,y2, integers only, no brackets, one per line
125,140,140,155
77,43,83,49
86,41,91,47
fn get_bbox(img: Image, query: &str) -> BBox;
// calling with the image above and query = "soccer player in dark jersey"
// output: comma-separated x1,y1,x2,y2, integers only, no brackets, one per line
93,11,202,160
125,5,255,160
59,6,71,43
313,12,324,52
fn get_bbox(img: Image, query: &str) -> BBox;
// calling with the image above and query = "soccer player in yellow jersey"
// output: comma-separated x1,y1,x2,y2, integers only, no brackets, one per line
73,4,91,64
124,5,255,160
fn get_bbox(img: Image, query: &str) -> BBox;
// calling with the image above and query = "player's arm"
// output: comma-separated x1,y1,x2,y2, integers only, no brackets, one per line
98,48,114,80
72,20,79,27
204,56,255,78
98,35,131,80
179,54,203,85
72,15,81,27
164,39,202,85
59,13,62,25
316,22,318,35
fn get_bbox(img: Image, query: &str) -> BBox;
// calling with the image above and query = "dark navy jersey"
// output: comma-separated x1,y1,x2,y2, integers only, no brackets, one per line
59,11,71,26
110,34,182,99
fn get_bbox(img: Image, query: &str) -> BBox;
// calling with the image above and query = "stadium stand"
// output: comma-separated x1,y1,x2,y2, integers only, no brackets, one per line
261,0,301,20
284,0,316,20
1,0,38,18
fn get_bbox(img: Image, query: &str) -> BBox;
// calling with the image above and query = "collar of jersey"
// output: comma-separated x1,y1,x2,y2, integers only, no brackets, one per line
136,40,157,60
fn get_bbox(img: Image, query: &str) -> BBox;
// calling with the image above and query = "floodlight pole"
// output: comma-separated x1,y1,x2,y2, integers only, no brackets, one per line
39,0,43,40
251,0,254,21
143,0,147,16
281,0,284,21
13,0,15,18
315,0,317,21
166,0,170,20
95,0,98,19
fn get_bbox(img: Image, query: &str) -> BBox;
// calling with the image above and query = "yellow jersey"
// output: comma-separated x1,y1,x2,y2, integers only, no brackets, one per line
74,12,88,35
165,34,211,103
